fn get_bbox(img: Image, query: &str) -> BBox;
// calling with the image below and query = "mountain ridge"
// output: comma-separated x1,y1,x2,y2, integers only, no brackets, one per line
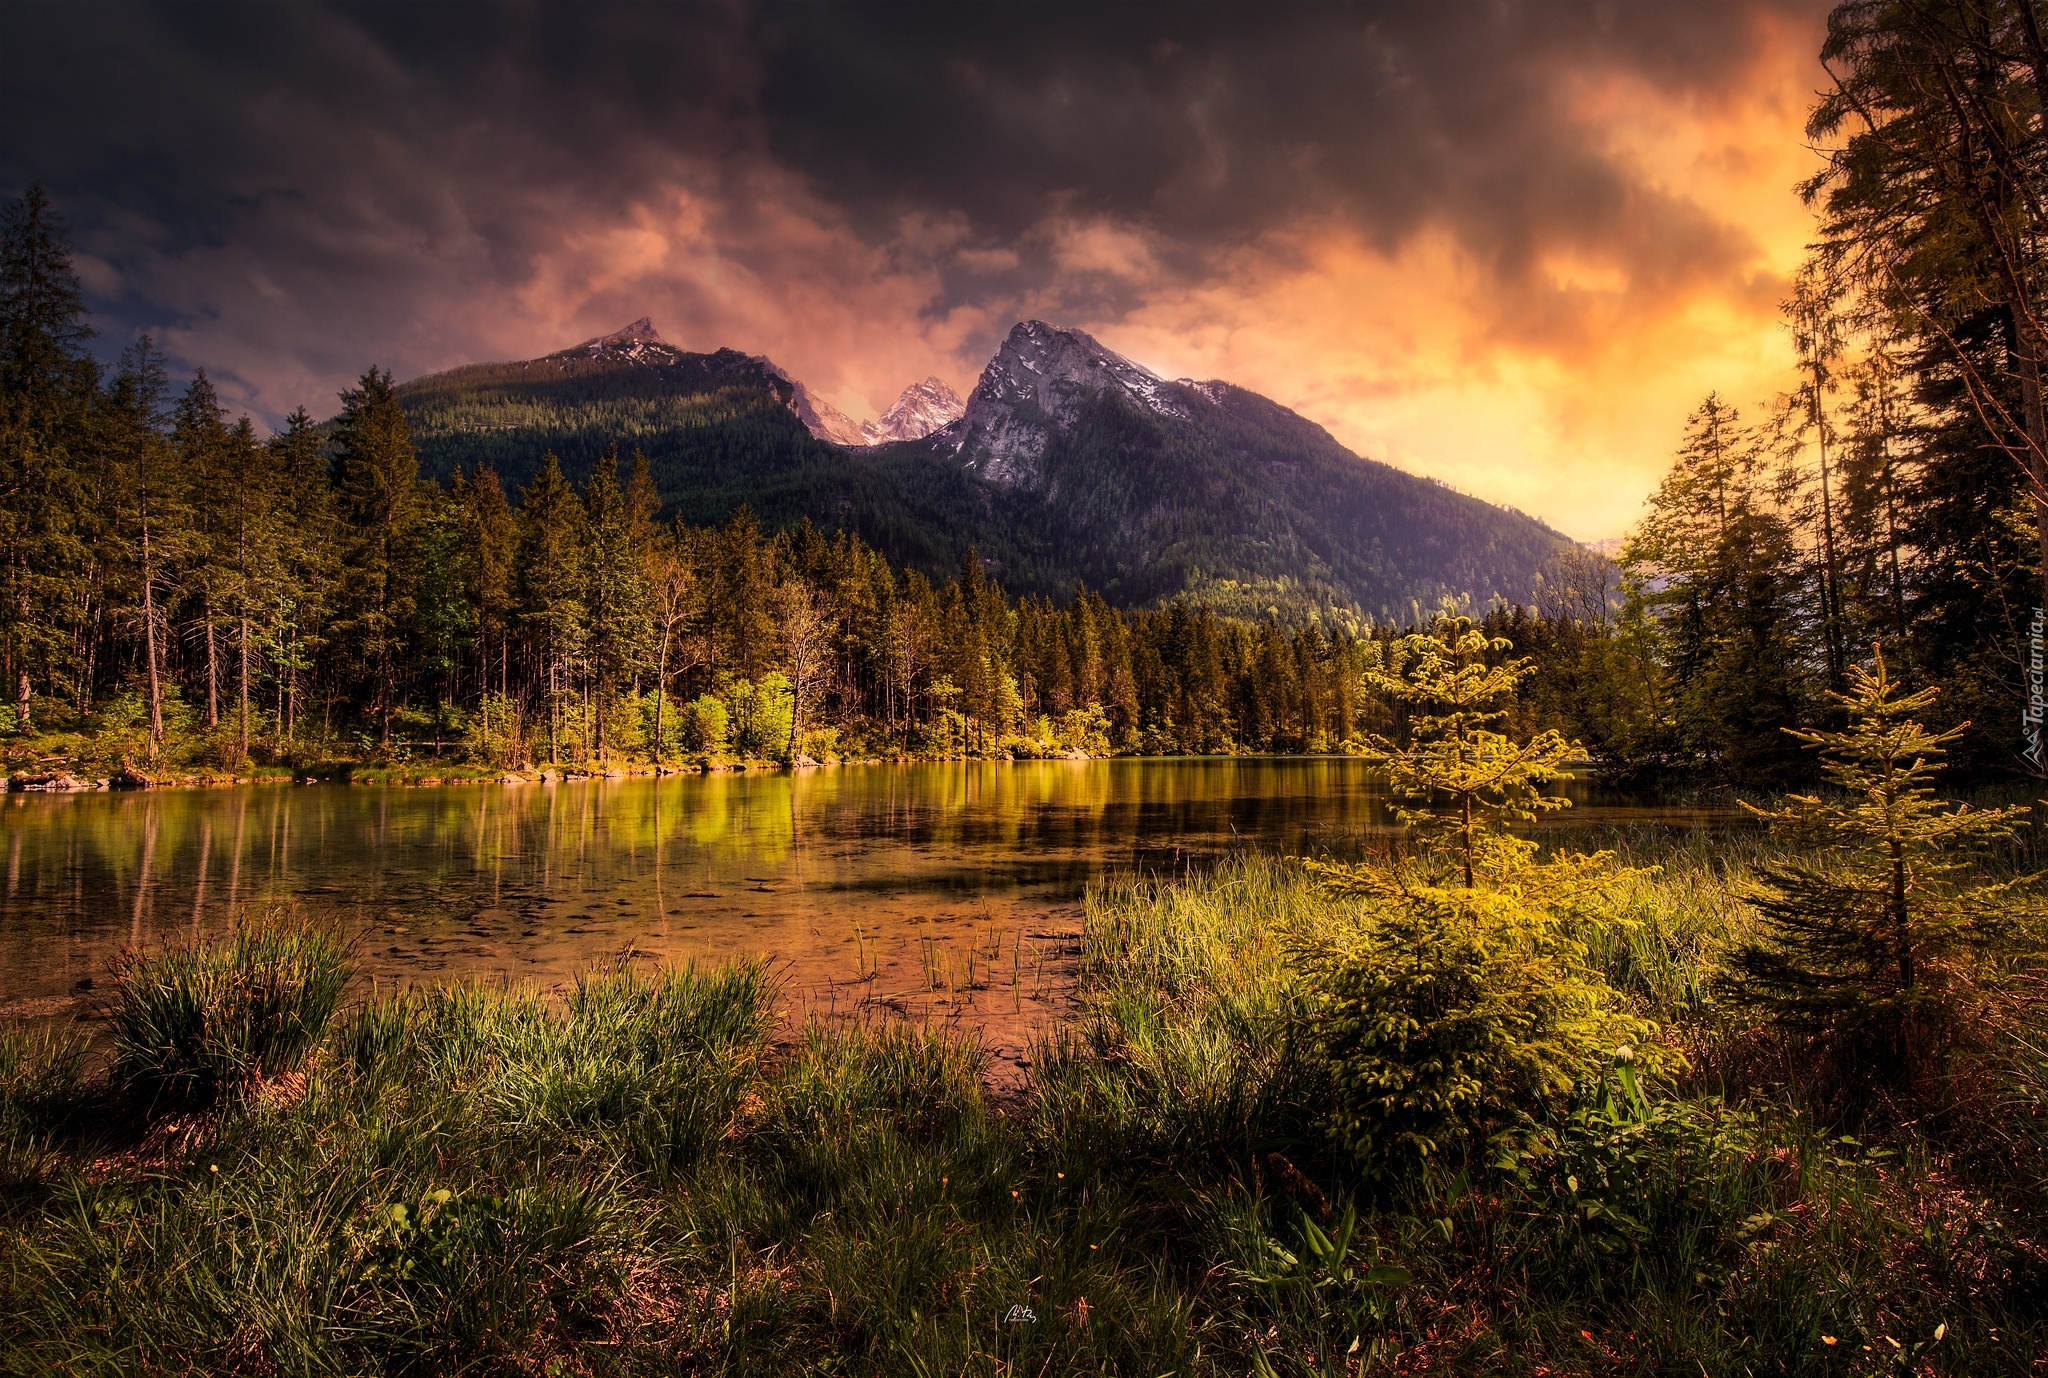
388,317,1569,617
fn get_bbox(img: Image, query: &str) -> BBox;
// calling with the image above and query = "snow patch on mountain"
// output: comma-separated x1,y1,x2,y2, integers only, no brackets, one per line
862,377,965,444
787,381,867,447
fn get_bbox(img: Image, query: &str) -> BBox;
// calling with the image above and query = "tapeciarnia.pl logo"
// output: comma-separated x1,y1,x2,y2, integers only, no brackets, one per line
2025,607,2046,772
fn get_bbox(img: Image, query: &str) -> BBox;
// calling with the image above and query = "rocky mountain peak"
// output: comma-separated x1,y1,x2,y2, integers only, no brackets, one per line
985,321,1164,400
862,376,965,444
941,320,1187,486
564,317,670,356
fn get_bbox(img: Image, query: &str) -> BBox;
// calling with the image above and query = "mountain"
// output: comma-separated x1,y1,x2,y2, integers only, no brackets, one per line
771,371,867,447
862,377,964,444
393,319,873,530
867,321,1570,615
389,318,1569,618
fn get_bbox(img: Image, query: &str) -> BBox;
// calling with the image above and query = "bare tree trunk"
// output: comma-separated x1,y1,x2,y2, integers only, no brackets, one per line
238,613,251,761
2016,330,2048,614
653,625,671,763
204,609,219,729
1815,399,1845,687
140,513,164,752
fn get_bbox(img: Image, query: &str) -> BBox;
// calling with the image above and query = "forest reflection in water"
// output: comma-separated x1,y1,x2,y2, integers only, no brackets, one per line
0,758,1735,1069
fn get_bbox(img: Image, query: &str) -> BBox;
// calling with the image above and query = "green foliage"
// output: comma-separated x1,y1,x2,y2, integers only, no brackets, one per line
461,690,524,767
1529,1060,1769,1281
0,1025,84,1189
719,672,793,760
1296,848,1668,1176
1364,614,1577,886
1729,652,2040,1076
108,912,353,1108
1232,1202,1413,1367
678,692,728,754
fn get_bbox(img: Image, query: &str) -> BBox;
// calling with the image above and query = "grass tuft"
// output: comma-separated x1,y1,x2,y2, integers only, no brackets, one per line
107,911,352,1109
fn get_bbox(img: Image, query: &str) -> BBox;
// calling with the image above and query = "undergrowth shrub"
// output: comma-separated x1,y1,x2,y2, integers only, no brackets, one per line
337,1178,629,1371
1520,1058,1771,1292
108,912,352,1109
1295,844,1672,1177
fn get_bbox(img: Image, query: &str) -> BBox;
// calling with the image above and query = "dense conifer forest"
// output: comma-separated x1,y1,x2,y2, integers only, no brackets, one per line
0,206,1388,777
3,0,2048,790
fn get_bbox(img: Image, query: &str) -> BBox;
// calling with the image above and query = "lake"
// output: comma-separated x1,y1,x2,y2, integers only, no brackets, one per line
0,758,1732,1070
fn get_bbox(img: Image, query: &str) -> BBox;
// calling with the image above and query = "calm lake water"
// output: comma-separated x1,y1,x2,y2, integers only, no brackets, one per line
0,759,1731,1067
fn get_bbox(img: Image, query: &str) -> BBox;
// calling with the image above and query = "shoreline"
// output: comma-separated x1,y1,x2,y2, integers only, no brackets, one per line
0,746,1375,794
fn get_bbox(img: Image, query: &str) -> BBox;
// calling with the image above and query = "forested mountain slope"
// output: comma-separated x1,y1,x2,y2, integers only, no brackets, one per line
395,320,873,532
394,319,1568,617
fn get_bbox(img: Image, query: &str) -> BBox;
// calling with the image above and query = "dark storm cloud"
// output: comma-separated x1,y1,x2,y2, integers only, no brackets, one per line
0,0,1824,434
749,3,1808,313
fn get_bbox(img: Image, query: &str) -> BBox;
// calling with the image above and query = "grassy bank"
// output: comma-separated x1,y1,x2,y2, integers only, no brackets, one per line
1,847,2044,1374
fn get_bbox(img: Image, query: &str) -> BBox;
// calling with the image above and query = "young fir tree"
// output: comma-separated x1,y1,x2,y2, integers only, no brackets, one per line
1727,650,2035,1078
1302,617,1661,1177
1364,615,1577,887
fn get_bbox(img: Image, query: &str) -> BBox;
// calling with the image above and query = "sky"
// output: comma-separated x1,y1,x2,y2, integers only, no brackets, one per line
2,0,1834,541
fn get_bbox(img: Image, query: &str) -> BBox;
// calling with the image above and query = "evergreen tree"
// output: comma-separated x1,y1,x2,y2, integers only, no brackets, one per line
265,409,337,743
580,453,650,759
1805,0,2048,617
409,485,478,724
0,186,98,731
1364,615,1577,888
220,415,290,761
647,519,702,763
514,453,586,764
329,368,423,746
172,371,236,730
708,507,776,682
105,339,179,754
1627,397,1811,786
1729,650,2035,1077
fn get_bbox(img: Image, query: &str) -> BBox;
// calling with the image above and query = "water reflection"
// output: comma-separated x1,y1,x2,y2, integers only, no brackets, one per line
0,759,1731,1063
